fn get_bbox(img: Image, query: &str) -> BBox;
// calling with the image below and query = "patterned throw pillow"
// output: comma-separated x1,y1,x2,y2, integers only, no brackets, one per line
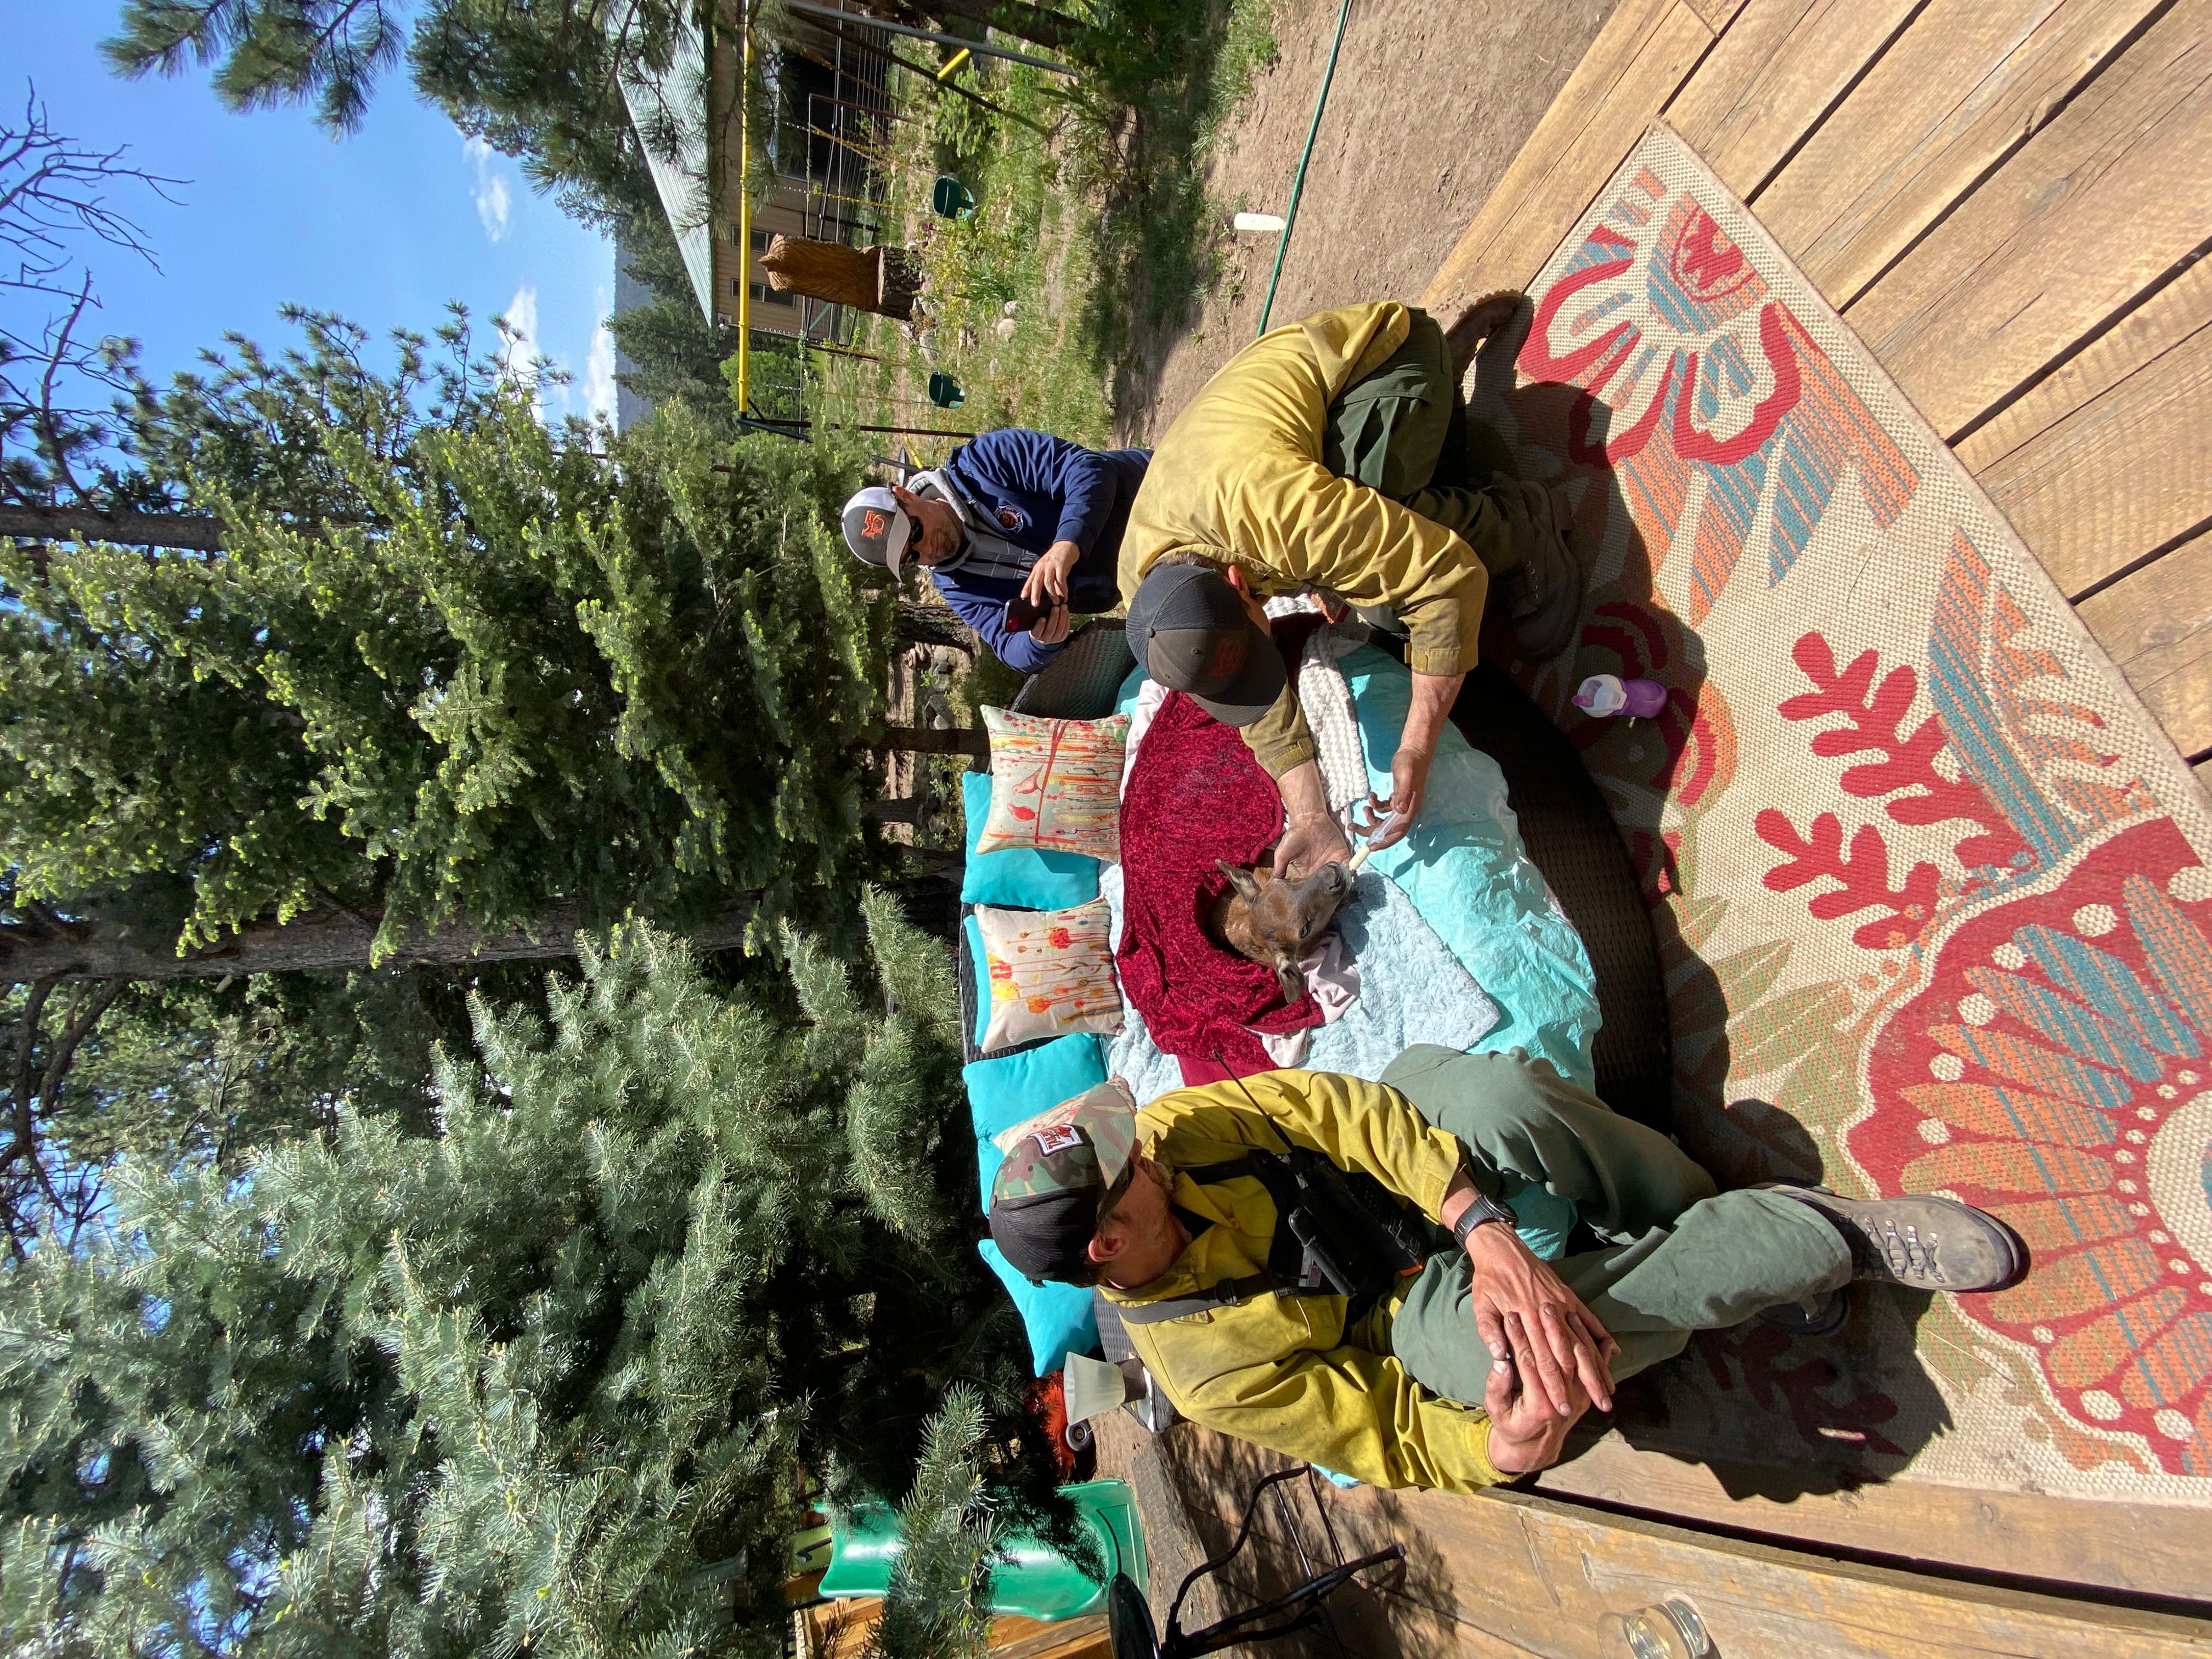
976,707,1128,862
974,899,1124,1053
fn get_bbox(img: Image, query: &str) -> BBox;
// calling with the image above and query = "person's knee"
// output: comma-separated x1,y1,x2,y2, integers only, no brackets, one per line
1381,1251,1488,1407
1607,1189,1842,1329
1607,1327,1689,1384
1384,1045,1573,1142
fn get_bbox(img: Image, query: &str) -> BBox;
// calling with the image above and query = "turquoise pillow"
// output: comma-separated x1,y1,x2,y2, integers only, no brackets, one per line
979,1239,1100,1376
964,1032,1108,1210
958,770,1101,909
966,1034,1109,1377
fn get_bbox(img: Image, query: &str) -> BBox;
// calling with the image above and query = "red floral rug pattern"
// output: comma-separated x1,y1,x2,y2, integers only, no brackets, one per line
1469,126,2212,1496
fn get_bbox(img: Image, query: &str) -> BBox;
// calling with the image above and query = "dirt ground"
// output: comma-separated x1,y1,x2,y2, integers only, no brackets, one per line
1114,0,1620,444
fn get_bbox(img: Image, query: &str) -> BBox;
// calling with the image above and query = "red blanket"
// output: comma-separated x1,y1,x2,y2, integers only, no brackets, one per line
1116,691,1324,1077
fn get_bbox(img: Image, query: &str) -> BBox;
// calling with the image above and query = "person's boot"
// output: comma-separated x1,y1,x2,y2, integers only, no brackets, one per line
1494,478,1584,659
1764,1185,2028,1293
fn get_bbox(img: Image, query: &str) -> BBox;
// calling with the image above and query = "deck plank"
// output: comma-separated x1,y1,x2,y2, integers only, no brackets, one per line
1973,305,2212,596
1155,1425,2212,1658
1955,258,2212,473
1530,1427,2212,1604
2078,534,2212,759
1419,0,1716,312
1663,0,1922,199
1754,0,2167,307
1843,0,2212,439
1685,0,1754,29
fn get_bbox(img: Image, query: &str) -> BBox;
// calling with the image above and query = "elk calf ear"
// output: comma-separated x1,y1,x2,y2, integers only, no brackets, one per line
1216,860,1265,901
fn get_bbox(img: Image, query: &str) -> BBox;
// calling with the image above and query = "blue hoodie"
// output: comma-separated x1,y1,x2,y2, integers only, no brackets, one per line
926,428,1150,673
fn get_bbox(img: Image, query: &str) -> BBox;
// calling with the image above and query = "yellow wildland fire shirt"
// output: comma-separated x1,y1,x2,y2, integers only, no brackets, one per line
1104,1069,1506,1492
1116,301,1491,777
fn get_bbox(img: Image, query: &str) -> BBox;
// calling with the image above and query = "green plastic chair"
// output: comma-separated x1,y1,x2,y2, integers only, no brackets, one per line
927,370,966,409
817,1478,1148,1621
932,174,978,219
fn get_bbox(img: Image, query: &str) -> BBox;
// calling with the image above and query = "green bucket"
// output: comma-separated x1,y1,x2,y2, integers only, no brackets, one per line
932,174,978,219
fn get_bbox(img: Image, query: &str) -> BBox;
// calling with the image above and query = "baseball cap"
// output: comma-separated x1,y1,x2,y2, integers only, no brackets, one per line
988,1079,1141,1285
842,485,913,576
1125,561,1285,727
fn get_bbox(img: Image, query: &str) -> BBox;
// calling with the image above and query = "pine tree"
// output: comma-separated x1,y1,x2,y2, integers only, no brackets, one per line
1,308,893,972
0,956,556,1245
0,899,1043,1657
868,1387,1003,1659
609,213,744,421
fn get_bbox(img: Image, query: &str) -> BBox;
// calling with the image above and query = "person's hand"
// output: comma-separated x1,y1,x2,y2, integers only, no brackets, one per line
1028,602,1072,646
1271,811,1351,879
1022,540,1082,609
1463,1220,1619,1415
1352,746,1433,851
1483,1308,1592,1475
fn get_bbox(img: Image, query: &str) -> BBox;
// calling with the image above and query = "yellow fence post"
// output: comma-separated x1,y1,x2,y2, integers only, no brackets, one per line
735,18,752,414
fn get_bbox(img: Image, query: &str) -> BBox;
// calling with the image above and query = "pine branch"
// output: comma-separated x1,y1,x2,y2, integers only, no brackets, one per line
4,978,53,1176
0,503,228,550
38,978,128,1118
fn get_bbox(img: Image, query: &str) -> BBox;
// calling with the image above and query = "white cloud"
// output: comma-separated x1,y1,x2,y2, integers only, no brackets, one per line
584,286,618,426
464,136,512,242
500,283,539,383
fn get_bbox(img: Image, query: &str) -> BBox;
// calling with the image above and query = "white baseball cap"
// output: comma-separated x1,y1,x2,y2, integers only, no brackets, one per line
841,485,913,576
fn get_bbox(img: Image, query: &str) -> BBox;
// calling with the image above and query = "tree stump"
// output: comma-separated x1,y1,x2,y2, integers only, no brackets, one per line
760,235,923,320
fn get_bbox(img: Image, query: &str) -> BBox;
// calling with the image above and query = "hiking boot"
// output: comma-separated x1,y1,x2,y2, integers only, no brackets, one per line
1764,1185,2028,1293
1496,479,1583,659
1758,1288,1849,1338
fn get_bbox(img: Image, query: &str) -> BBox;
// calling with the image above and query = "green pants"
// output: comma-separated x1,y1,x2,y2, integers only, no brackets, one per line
1322,308,1536,579
1358,1045,1854,1405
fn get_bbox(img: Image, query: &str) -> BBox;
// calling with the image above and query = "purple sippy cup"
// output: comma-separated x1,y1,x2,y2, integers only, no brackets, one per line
1574,673,1669,719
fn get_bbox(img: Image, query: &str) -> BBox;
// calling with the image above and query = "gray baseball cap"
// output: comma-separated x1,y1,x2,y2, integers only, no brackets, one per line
1125,561,1285,727
841,485,913,576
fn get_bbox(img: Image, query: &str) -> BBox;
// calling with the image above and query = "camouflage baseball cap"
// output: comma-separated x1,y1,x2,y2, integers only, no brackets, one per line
988,1079,1141,1284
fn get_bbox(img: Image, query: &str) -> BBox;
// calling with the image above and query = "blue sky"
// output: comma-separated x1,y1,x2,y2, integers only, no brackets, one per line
8,1,616,424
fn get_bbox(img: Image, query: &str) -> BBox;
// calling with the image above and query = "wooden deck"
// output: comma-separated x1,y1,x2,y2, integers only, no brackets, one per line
1079,0,2212,1632
1093,1413,2212,1659
1420,0,2212,788
1402,0,2212,1609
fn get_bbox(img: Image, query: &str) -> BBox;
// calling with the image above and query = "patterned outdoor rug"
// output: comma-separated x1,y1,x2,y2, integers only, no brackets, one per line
1466,123,2212,1502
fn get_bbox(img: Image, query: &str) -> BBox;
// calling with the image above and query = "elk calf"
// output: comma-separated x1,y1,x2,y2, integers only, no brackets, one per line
1209,859,1357,1005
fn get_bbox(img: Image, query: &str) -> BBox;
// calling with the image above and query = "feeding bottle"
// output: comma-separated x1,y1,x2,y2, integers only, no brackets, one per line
1574,673,1668,719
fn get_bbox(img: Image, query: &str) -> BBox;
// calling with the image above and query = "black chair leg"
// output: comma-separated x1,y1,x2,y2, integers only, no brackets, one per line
1159,1466,1404,1659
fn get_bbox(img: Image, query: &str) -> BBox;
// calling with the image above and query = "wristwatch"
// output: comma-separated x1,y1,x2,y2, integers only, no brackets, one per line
1451,1187,1516,1246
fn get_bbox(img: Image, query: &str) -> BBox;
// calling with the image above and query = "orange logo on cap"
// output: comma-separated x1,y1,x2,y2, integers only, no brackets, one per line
862,508,890,540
